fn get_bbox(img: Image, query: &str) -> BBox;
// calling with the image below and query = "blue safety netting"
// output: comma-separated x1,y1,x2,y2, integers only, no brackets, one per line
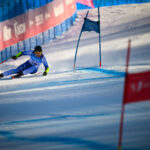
76,0,150,9
93,0,150,7
0,0,53,22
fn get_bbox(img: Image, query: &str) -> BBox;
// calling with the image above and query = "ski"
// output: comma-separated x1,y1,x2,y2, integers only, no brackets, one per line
11,72,43,79
11,76,15,79
11,76,18,79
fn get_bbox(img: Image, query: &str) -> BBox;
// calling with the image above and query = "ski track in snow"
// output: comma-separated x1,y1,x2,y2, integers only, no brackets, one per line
0,3,150,150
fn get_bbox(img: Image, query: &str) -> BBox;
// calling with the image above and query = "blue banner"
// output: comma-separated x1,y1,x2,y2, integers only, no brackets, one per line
82,18,99,33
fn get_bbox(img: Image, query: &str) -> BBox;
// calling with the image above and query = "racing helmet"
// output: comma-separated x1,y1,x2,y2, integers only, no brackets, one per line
34,45,42,53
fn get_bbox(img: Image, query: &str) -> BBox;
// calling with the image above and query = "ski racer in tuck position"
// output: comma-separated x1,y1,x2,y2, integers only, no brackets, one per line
0,45,49,79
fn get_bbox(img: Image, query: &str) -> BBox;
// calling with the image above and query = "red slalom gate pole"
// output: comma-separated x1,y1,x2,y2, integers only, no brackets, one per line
118,40,131,150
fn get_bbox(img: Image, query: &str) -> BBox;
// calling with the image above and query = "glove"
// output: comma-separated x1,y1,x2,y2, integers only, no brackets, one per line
43,72,47,76
11,56,17,60
43,67,50,76
11,52,22,60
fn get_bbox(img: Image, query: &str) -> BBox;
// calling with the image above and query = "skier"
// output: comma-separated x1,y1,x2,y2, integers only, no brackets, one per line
0,45,49,79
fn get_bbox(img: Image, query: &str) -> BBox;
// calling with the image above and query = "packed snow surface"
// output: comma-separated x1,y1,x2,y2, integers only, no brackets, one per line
0,3,150,150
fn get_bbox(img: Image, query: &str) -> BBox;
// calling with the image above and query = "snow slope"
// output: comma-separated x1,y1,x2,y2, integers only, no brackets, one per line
0,3,150,150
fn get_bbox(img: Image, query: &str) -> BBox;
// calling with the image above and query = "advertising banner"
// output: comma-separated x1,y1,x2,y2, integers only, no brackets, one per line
0,0,76,51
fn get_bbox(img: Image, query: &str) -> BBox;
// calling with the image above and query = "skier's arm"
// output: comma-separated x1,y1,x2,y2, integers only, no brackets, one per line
42,56,49,76
11,50,33,60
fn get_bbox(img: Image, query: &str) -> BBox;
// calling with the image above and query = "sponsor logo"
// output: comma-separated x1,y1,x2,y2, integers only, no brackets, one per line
54,3,64,17
3,26,12,41
29,20,34,27
35,14,44,26
45,12,51,21
131,81,143,93
65,0,73,5
14,22,26,37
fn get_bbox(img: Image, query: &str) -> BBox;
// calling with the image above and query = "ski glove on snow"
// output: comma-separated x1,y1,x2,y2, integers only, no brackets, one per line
43,67,50,76
11,52,22,60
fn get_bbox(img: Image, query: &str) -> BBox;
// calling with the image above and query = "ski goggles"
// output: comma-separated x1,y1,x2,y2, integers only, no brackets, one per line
35,51,42,55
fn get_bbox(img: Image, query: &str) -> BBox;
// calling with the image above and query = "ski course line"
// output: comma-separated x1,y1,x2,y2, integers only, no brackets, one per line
76,67,125,77
0,75,123,96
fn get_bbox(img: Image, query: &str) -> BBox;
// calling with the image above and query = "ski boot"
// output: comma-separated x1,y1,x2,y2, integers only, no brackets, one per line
12,72,24,79
0,73,4,78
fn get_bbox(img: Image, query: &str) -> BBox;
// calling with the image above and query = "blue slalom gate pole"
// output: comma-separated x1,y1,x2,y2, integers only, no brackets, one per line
74,11,89,69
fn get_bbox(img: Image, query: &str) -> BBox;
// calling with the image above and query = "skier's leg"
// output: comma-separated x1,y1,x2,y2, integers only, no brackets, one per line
2,68,18,77
16,61,32,73
22,65,38,75
1,61,32,78
12,61,33,78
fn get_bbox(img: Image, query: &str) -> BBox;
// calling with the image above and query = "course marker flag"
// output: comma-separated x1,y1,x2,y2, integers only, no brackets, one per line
124,70,150,104
74,6,101,69
118,40,150,150
82,18,99,33
76,0,94,8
